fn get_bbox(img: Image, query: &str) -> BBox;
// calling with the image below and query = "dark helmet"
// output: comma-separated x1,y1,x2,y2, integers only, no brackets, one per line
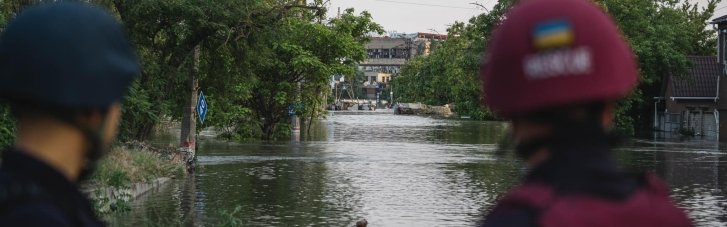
480,0,637,118
0,2,140,109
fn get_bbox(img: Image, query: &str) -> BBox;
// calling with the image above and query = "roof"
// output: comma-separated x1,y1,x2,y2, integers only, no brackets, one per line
712,14,727,24
366,37,409,49
416,32,448,40
670,56,722,98
360,58,407,66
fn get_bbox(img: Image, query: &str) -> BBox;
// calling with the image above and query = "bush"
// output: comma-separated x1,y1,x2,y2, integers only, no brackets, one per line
106,170,130,188
90,147,185,216
91,148,184,187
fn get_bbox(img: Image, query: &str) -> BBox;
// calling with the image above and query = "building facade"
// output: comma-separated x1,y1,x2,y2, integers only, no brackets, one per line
653,16,727,140
654,56,723,137
357,32,447,100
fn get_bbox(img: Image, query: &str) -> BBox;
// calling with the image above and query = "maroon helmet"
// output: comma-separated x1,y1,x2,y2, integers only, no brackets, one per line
481,0,637,118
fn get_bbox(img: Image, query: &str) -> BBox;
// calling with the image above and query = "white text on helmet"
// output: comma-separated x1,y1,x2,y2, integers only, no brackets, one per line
523,46,592,80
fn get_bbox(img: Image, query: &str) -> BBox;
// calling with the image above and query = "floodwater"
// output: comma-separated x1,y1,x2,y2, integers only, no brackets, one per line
109,112,727,226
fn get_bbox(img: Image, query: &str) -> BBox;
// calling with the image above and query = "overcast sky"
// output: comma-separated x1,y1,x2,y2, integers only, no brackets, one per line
328,0,727,34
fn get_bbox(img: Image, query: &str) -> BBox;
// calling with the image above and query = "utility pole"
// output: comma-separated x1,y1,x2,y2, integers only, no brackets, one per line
180,44,200,173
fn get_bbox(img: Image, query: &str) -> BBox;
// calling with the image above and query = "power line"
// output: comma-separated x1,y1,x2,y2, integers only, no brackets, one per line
371,0,479,10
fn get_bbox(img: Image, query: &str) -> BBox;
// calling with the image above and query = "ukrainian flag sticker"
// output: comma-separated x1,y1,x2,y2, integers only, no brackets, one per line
533,19,574,50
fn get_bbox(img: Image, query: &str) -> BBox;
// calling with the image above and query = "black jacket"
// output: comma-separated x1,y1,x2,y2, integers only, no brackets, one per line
0,149,104,226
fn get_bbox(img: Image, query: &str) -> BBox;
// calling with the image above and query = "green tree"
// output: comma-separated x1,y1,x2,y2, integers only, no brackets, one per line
107,0,249,141
391,1,513,120
243,7,382,140
599,0,719,134
104,0,381,141
394,0,719,134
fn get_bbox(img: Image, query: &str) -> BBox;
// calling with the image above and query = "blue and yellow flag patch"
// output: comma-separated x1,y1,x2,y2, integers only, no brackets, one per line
533,20,574,50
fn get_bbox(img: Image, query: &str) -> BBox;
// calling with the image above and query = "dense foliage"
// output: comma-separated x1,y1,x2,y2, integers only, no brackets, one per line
0,0,720,143
392,0,719,135
601,0,719,134
110,0,382,141
391,2,513,120
239,7,383,139
0,0,381,142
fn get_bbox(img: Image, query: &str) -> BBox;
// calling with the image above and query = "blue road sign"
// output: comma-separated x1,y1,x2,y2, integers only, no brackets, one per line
288,104,296,116
197,91,208,124
288,103,305,116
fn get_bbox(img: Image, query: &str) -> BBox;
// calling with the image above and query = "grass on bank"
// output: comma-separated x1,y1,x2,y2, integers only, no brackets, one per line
90,147,185,188
88,146,186,215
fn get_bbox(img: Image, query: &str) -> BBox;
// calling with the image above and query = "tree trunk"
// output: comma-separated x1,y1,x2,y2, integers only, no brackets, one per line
136,123,155,141
262,118,276,140
180,45,200,173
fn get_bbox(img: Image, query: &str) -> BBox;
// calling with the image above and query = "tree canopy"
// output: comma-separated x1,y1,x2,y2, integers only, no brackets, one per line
0,0,720,146
0,0,382,144
392,0,719,135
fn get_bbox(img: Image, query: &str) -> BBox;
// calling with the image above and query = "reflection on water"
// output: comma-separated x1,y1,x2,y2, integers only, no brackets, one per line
110,112,727,226
617,140,727,225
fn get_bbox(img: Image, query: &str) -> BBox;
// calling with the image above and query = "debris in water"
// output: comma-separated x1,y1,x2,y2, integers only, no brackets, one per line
355,219,368,227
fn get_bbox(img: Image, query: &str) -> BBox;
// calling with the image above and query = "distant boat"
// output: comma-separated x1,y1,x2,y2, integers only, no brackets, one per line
460,116,471,119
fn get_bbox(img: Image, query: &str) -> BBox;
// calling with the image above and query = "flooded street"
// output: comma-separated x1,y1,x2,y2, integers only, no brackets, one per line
110,112,727,226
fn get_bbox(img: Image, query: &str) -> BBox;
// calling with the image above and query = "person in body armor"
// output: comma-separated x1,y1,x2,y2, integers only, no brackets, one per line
479,0,692,226
0,2,139,226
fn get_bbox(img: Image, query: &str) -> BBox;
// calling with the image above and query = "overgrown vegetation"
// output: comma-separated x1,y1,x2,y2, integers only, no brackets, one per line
391,1,513,120
392,0,720,135
91,148,185,187
105,0,383,141
89,147,185,214
0,1,382,142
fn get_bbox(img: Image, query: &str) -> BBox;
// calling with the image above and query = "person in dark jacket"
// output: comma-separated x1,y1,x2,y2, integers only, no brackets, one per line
0,2,139,226
479,0,692,226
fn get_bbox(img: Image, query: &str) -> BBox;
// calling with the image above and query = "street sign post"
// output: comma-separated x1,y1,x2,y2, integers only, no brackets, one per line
197,91,208,125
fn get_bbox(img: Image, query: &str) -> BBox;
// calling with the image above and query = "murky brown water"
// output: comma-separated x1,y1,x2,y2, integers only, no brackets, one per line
108,112,727,226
